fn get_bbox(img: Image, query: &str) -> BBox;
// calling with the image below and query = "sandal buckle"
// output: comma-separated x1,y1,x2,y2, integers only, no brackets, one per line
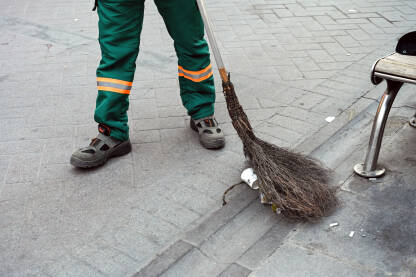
98,124,111,136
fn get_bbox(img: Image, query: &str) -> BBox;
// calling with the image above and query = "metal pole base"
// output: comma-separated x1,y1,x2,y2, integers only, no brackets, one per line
353,80,402,179
354,163,385,178
410,115,416,128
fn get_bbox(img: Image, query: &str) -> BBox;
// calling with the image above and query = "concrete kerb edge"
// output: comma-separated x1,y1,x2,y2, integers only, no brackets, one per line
132,188,259,276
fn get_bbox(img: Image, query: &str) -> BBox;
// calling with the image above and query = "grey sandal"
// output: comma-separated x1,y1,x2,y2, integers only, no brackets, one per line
70,131,131,168
190,116,225,149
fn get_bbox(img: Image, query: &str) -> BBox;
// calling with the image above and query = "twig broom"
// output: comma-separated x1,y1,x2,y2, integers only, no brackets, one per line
196,0,337,220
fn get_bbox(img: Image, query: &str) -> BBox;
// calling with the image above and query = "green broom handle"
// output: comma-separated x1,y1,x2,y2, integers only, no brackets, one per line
196,0,229,82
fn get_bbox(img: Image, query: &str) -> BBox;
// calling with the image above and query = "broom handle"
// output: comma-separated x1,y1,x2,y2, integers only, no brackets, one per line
196,0,229,82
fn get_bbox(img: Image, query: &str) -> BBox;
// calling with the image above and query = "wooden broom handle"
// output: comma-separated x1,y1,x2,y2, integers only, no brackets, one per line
196,0,229,83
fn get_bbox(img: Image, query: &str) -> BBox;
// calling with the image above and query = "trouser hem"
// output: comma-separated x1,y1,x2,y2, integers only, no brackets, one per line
109,129,129,142
191,105,214,120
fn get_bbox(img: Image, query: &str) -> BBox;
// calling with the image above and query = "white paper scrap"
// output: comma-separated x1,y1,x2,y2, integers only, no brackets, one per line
325,116,335,123
241,168,259,190
349,231,355,238
329,222,339,227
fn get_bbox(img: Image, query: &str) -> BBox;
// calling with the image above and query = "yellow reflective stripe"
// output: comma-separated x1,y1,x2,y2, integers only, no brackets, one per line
97,81,132,91
178,64,213,82
178,71,213,82
96,77,133,86
96,77,132,94
97,86,131,95
178,64,212,75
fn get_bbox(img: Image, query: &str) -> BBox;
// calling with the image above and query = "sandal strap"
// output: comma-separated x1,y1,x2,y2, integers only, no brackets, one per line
78,133,120,154
194,116,221,134
195,116,218,127
96,133,120,148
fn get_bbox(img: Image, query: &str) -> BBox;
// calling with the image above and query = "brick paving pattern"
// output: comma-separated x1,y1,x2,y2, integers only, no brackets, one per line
0,0,415,276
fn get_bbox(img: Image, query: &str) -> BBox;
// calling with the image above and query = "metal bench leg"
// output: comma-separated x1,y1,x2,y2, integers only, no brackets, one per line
354,80,403,178
410,112,416,128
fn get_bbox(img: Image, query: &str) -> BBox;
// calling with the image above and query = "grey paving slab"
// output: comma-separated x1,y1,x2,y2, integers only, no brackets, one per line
106,229,161,264
256,122,303,143
249,242,385,277
237,219,296,270
43,257,105,277
199,201,276,264
160,248,225,277
0,155,9,184
184,186,258,246
219,263,252,277
77,246,139,277
134,240,193,277
5,153,41,184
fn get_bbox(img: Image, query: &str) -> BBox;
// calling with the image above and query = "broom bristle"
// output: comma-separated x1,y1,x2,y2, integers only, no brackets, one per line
223,78,338,220
251,138,337,220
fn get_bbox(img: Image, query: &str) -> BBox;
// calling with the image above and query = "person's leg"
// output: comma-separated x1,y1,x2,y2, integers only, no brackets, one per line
70,0,144,168
94,0,145,141
154,0,215,120
154,0,224,149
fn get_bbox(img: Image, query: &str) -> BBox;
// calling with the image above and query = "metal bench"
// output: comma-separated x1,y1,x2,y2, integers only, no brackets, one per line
354,53,416,178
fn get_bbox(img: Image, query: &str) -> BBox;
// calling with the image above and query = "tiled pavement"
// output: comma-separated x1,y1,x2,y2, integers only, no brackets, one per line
0,0,415,276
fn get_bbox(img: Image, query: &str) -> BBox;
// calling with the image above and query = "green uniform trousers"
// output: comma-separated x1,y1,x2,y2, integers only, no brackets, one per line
94,0,216,141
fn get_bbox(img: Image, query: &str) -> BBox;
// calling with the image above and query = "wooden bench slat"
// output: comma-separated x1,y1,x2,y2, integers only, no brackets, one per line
374,53,416,81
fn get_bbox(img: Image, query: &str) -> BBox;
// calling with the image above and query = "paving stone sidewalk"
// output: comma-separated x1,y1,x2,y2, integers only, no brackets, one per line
0,0,415,276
